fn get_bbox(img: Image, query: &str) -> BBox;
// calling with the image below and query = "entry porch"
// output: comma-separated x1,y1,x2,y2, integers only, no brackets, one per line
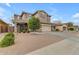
15,23,28,33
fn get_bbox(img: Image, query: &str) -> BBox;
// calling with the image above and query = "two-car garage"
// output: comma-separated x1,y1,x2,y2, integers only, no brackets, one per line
41,24,51,32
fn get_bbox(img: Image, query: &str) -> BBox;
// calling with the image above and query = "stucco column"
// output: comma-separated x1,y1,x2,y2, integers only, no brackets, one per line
14,24,17,33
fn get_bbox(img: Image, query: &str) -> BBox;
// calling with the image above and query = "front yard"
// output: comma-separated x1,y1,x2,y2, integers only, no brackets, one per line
0,32,63,55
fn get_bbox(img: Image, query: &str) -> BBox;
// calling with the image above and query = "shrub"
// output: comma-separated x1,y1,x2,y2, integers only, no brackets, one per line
6,32,14,37
55,29,60,31
68,27,74,31
0,32,15,47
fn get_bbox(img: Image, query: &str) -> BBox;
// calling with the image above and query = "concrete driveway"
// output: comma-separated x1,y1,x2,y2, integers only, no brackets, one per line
28,32,79,55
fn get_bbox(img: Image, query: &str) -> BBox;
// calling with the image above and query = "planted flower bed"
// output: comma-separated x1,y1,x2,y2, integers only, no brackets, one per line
0,32,15,47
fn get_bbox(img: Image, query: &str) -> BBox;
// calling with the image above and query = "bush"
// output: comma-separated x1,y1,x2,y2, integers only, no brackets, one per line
68,27,74,31
55,29,60,31
0,33,15,47
6,32,14,37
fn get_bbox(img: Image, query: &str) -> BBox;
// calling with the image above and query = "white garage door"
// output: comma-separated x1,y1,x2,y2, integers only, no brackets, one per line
41,26,51,31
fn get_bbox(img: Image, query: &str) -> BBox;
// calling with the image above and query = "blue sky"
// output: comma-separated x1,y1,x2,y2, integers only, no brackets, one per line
0,3,79,25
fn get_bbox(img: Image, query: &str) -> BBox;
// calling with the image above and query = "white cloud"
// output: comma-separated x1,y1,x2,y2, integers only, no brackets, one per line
72,13,79,19
5,3,11,7
71,13,79,25
51,17,62,23
51,18,58,23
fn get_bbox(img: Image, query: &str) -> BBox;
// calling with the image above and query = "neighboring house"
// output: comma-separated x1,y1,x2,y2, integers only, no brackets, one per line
73,25,79,31
51,22,79,32
51,23,68,32
13,10,51,32
0,19,9,33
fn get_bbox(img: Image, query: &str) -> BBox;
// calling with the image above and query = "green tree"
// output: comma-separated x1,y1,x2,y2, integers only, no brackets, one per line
28,16,41,32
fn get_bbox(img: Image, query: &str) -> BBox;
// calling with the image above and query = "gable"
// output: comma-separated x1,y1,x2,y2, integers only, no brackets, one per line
32,12,50,23
32,10,51,17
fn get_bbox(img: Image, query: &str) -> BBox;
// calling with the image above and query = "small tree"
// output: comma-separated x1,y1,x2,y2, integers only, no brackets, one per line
28,16,41,32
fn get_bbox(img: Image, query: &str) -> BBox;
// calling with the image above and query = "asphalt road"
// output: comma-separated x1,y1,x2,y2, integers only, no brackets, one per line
50,32,79,42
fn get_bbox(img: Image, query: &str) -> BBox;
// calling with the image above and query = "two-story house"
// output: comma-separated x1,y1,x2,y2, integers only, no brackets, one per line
13,10,51,32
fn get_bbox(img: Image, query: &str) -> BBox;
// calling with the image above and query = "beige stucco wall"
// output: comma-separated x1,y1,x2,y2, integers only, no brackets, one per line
62,25,67,28
55,25,68,31
22,14,31,22
55,26,63,31
34,12,50,23
14,14,30,23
